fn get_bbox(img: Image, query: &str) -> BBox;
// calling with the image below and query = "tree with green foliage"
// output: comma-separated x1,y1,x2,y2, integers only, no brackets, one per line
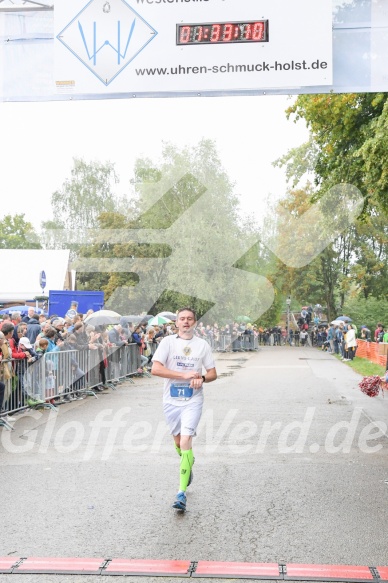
342,297,388,334
76,210,154,303
0,214,41,249
262,185,365,320
277,93,388,210
76,140,272,322
273,94,388,316
346,198,388,300
51,157,123,230
41,158,128,250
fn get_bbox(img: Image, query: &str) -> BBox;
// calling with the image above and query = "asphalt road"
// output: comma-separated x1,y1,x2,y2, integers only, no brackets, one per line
1,345,388,583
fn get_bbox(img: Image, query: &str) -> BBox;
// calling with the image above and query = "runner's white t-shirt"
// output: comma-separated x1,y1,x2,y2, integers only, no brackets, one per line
152,335,215,407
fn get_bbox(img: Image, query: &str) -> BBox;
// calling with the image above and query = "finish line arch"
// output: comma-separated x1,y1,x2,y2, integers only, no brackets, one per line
0,0,387,101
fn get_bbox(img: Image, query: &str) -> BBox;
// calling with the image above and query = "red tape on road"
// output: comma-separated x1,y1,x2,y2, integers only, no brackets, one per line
285,564,374,582
14,557,105,575
104,558,191,576
0,557,386,580
0,557,19,574
194,561,280,578
377,567,388,582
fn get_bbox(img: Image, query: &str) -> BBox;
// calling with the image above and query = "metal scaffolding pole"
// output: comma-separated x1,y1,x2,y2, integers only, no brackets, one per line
0,1,53,12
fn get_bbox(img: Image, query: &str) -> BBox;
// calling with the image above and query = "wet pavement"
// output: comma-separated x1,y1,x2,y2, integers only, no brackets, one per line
1,345,388,582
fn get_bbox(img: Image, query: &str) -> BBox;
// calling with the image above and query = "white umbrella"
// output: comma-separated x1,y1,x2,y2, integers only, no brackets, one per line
84,309,121,326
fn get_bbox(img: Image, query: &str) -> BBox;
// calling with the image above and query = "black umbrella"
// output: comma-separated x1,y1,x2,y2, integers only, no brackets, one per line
140,314,154,323
157,311,177,321
336,315,352,322
120,315,144,324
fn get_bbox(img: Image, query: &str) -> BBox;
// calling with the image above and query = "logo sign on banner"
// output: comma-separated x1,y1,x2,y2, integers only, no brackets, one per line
55,0,332,96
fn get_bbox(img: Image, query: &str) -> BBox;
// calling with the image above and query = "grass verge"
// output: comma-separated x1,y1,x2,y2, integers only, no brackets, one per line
333,353,386,377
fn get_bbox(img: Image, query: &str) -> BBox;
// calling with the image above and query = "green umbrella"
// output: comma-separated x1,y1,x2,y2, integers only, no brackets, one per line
236,315,251,323
148,315,171,326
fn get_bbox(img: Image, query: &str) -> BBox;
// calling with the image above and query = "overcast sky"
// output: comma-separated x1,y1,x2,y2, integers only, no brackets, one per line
0,94,309,230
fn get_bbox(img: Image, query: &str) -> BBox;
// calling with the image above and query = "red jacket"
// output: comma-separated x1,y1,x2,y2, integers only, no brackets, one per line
9,338,27,360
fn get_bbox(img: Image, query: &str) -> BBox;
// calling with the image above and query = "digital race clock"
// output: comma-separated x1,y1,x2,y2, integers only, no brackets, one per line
176,21,269,46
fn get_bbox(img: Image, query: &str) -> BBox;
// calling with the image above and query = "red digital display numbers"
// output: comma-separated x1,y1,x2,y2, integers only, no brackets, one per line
177,21,269,45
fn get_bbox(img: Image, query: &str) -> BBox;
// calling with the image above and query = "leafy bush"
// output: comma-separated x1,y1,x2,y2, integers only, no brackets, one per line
343,296,388,331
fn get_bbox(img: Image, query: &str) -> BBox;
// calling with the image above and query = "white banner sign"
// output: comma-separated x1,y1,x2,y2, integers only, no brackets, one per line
55,0,333,96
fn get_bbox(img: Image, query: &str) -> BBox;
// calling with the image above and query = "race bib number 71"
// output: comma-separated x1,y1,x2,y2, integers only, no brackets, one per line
170,383,193,400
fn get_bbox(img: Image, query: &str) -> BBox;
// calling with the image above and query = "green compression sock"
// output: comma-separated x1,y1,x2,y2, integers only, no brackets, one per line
175,443,182,456
179,449,194,492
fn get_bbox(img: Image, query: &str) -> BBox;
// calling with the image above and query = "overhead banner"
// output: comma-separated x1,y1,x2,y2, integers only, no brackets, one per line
54,0,333,96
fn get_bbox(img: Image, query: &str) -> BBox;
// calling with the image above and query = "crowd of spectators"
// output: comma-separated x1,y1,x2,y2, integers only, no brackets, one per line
0,308,145,420
294,304,387,362
1,303,387,423
0,311,268,420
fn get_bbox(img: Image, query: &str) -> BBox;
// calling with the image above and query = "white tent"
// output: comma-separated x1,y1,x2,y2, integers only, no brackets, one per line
0,249,70,302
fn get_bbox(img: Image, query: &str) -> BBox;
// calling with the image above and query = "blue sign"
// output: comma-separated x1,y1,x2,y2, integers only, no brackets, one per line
39,270,46,290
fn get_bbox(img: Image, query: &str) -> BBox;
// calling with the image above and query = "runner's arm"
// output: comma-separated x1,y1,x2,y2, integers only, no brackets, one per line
202,367,217,383
151,360,201,381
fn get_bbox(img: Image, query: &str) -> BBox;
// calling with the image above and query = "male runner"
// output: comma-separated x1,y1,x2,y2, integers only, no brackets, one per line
151,307,217,511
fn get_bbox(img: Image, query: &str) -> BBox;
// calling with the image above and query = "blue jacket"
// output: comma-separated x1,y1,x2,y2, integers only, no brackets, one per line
108,328,126,347
26,319,41,344
132,332,143,347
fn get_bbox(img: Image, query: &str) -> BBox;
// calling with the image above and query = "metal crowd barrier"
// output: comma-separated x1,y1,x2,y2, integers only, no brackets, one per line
217,334,232,352
203,336,215,350
146,341,158,359
240,335,258,351
107,344,140,381
203,334,259,352
1,333,261,430
0,343,144,429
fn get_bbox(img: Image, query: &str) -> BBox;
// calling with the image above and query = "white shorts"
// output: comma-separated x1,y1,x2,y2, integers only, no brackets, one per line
163,400,203,436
